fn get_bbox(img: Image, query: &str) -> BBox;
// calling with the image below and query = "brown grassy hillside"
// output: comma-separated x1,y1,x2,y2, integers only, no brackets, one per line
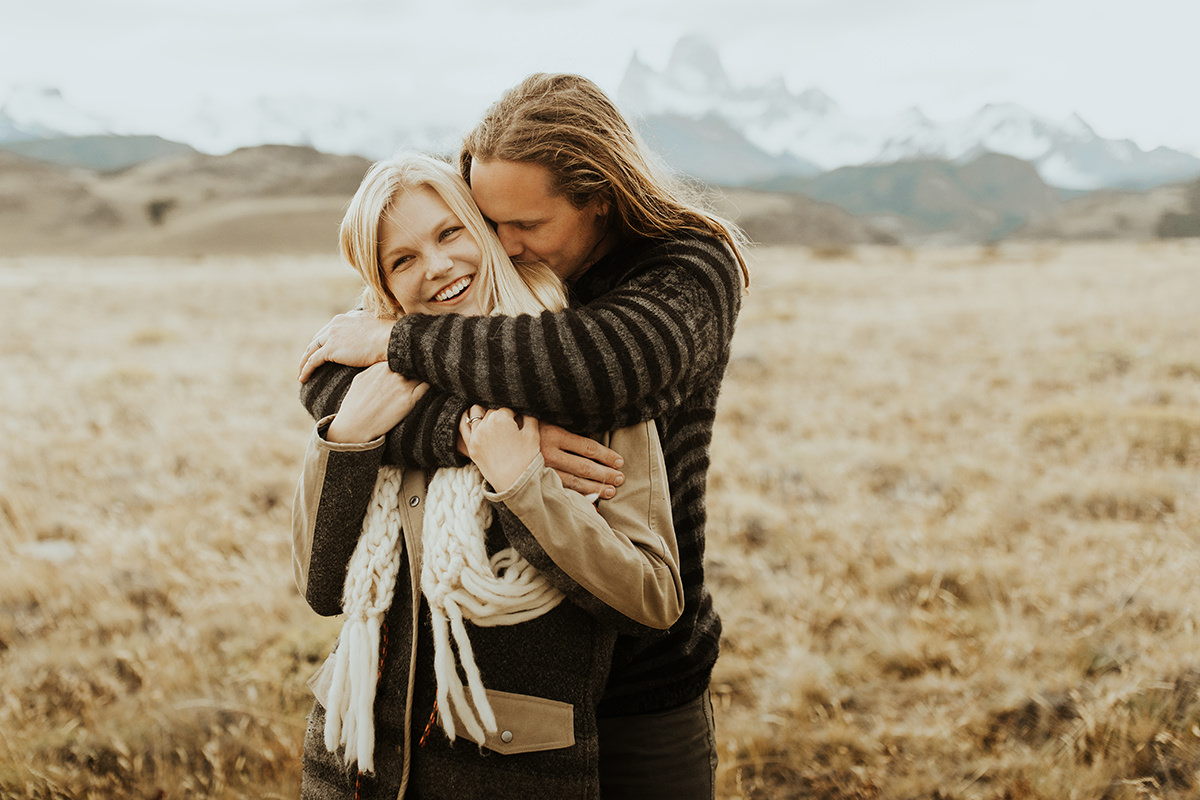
0,145,899,258
1,241,1199,798
0,146,371,257
1017,184,1192,241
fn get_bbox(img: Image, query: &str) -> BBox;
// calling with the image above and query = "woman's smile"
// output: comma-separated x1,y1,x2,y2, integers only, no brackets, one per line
433,275,473,304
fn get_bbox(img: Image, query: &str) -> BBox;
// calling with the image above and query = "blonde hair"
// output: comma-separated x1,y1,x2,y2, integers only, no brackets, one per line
460,73,750,289
340,153,566,318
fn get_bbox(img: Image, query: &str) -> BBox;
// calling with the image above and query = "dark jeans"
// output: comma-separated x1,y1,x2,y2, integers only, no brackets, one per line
597,691,717,800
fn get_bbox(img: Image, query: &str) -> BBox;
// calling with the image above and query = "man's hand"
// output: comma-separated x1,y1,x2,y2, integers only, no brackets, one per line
326,363,429,444
298,311,394,383
539,423,624,500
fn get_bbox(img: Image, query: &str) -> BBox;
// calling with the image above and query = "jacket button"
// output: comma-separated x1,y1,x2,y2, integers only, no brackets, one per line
500,730,513,743
408,496,420,507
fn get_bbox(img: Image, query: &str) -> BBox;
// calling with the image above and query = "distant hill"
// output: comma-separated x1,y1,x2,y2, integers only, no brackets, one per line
0,144,372,257
1157,179,1200,238
1,139,1195,257
0,134,196,172
637,113,819,186
0,150,122,252
100,144,372,204
753,152,1061,242
0,142,892,256
1016,177,1200,241
708,187,897,247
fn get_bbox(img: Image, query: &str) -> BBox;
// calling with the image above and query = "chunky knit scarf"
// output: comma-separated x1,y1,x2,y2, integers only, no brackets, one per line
322,464,564,773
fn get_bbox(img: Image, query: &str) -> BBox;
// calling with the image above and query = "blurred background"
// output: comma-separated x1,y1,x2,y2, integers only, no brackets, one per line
3,0,1199,254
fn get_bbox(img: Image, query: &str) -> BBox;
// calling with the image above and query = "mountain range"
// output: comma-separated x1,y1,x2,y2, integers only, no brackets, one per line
3,40,1199,249
1,140,1196,257
0,85,459,163
5,38,1198,194
619,35,1200,193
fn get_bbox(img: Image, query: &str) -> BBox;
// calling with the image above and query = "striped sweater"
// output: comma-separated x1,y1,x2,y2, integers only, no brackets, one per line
300,232,743,716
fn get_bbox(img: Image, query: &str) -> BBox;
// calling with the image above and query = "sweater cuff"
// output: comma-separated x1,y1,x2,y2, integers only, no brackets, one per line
315,415,386,452
483,453,546,503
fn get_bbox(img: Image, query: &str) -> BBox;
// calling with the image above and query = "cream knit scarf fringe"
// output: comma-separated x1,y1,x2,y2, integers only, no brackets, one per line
322,464,564,773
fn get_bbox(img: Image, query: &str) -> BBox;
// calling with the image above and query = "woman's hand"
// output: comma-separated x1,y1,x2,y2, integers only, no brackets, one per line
326,363,429,444
458,405,541,494
298,311,395,382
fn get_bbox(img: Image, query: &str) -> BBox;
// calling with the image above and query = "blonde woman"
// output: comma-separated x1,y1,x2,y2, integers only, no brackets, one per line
292,153,682,800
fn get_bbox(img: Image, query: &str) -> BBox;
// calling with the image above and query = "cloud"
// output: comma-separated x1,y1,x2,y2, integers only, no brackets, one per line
2,0,1197,154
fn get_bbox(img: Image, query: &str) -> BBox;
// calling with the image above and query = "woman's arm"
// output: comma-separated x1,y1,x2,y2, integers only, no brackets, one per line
463,411,683,634
322,362,428,445
300,361,466,470
292,366,427,612
291,418,386,616
302,363,623,494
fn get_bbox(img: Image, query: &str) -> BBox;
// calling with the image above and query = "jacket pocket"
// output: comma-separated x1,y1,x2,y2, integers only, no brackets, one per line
449,689,575,755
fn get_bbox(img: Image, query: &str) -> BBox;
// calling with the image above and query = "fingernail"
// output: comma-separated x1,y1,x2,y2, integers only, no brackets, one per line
614,458,624,469
613,473,625,486
603,486,616,498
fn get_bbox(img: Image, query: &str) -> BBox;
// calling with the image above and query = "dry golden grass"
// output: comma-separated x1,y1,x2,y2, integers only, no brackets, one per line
2,240,1198,798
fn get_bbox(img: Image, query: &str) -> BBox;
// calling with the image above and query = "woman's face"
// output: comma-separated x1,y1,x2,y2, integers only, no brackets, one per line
378,187,485,317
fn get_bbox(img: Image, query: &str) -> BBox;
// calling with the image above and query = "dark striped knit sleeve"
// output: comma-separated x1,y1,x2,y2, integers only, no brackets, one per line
387,236,742,433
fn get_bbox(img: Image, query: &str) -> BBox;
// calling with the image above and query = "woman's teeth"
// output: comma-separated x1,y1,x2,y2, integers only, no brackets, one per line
434,276,471,302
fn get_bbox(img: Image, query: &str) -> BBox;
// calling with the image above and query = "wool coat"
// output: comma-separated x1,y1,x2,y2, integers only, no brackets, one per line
292,416,682,799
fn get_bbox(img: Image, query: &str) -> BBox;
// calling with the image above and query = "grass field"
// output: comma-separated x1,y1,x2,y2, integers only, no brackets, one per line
1,241,1198,798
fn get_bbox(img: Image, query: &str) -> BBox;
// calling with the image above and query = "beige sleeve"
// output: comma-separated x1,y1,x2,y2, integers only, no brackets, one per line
290,416,384,598
485,420,683,630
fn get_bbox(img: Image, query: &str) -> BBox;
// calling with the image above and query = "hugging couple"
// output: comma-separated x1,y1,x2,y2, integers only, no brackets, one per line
291,72,750,800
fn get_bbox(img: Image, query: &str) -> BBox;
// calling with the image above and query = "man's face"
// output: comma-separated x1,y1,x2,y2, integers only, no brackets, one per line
469,158,612,282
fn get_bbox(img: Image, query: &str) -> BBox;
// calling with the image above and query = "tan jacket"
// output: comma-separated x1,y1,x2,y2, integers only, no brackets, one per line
292,417,682,798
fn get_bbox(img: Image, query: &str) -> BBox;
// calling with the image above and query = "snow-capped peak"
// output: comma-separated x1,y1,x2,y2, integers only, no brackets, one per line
617,36,1200,190
0,85,110,142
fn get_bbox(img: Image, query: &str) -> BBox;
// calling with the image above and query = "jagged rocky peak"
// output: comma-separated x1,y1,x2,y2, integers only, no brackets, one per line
617,53,658,113
663,34,733,95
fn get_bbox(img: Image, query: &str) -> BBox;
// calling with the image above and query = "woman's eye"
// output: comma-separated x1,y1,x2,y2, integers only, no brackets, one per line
390,256,412,273
440,227,461,241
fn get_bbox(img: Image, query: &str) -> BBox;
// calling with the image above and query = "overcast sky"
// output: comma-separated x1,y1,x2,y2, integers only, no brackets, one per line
3,0,1198,154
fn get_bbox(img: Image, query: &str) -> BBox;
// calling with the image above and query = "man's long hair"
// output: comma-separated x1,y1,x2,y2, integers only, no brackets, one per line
460,73,750,289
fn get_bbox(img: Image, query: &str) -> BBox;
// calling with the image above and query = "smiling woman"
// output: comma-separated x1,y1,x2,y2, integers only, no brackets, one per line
292,152,684,800
376,187,485,316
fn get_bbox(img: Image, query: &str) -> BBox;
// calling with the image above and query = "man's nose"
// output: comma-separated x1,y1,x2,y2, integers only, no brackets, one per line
497,226,523,258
